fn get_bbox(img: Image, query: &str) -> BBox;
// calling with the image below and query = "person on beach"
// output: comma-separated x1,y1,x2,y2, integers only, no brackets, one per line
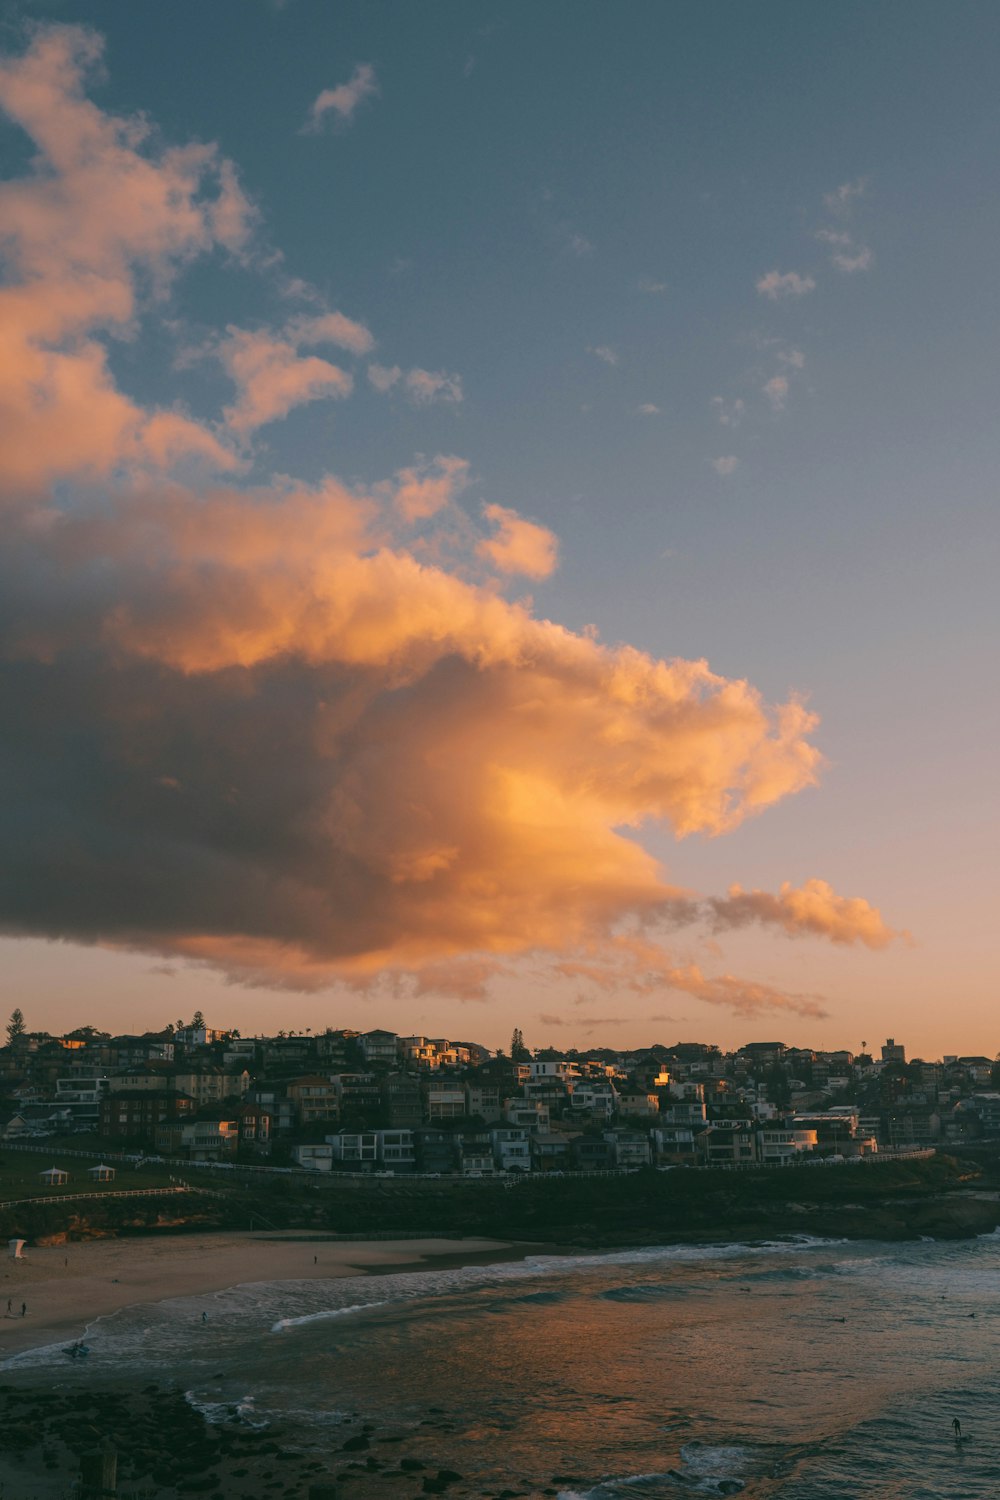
20,1303,26,1317
5,1299,9,1315
953,1418,962,1439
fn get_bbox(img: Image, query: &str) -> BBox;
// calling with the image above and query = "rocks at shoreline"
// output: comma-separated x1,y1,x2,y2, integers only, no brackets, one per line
0,1380,483,1498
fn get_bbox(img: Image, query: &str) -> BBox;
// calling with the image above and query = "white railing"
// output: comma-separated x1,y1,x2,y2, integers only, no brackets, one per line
0,1185,215,1208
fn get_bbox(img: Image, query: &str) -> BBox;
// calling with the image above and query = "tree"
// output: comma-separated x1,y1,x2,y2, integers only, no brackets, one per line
6,1008,26,1045
510,1028,530,1062
190,1011,206,1030
765,1061,791,1110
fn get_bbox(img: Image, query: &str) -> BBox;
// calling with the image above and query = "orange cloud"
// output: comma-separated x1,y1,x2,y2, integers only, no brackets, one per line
0,26,897,1023
710,878,905,948
0,26,250,490
477,503,559,580
219,326,353,433
389,455,471,523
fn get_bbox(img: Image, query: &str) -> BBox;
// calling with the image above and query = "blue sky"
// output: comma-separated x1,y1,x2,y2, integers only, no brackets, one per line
1,1,997,1054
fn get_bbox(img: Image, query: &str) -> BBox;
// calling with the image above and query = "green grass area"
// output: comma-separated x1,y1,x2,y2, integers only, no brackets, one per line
0,1147,185,1203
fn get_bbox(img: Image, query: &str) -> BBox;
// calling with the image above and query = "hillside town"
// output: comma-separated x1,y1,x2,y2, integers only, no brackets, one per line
3,1011,999,1174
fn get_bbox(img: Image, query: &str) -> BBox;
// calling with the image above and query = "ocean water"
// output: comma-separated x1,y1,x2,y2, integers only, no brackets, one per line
7,1233,1000,1497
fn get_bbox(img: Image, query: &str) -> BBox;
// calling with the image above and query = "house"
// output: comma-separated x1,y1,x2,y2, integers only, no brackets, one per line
173,1025,229,1047
458,1130,494,1175
234,1102,272,1152
697,1122,757,1166
426,1087,466,1121
375,1129,416,1170
617,1091,660,1118
607,1130,651,1168
286,1075,339,1126
567,1081,617,1119
414,1129,458,1174
326,1130,378,1166
331,1073,382,1117
531,1132,575,1171
464,1080,503,1123
571,1136,616,1171
170,1067,249,1106
0,1113,29,1140
381,1072,423,1128
491,1127,531,1172
358,1030,399,1066
758,1127,818,1164
99,1089,194,1144
506,1100,550,1132
157,1116,239,1159
651,1125,698,1164
292,1143,334,1172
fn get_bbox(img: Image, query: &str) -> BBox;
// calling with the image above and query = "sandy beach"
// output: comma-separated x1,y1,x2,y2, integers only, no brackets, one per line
0,1231,518,1361
0,1231,533,1498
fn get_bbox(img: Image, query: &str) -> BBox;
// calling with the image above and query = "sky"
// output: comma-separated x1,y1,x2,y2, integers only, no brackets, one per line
0,1,997,1056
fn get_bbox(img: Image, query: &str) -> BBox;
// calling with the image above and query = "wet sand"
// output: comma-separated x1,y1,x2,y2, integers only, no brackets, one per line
0,1230,515,1359
0,1232,536,1499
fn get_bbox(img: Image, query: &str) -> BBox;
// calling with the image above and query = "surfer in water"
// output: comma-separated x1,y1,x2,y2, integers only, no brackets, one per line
953,1418,962,1440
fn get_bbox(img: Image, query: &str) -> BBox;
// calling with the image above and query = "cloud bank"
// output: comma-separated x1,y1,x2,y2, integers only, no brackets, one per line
0,26,896,1020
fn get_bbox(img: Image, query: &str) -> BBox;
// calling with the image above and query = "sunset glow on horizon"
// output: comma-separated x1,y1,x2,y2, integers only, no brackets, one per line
1,4,996,1057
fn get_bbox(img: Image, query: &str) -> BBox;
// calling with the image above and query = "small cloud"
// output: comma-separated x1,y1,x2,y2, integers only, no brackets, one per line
305,64,378,132
368,365,463,405
637,403,660,415
589,345,620,367
391,454,470,523
368,363,401,393
289,311,375,356
710,396,745,427
815,229,852,247
567,233,594,257
477,502,559,580
762,375,789,411
756,269,816,301
831,246,873,273
404,368,463,405
824,177,868,215
710,456,738,476
777,347,805,370
638,277,667,294
538,1012,564,1026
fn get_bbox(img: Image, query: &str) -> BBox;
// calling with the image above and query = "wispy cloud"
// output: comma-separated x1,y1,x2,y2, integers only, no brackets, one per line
710,396,745,427
817,180,874,273
824,177,868,215
637,277,667,294
762,374,789,412
831,246,873,274
588,345,620,367
368,365,464,405
710,456,738,476
637,403,660,416
305,63,378,132
756,269,816,301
